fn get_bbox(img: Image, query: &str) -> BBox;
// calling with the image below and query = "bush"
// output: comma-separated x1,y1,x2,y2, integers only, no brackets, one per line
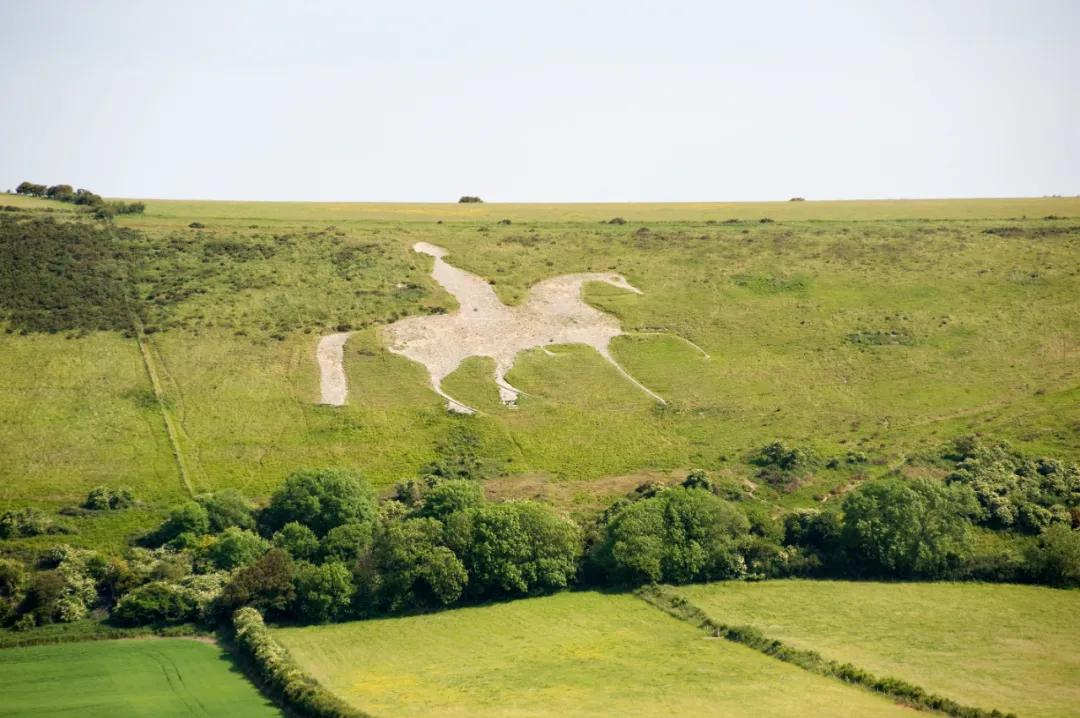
592,487,750,585
113,581,196,626
232,607,371,718
457,196,483,203
0,507,58,539
84,486,135,511
152,501,211,544
197,489,256,532
219,548,297,617
262,469,377,537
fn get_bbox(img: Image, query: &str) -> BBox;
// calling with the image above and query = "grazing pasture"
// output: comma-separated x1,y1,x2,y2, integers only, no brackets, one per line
274,590,914,717
0,196,1077,548
676,580,1080,718
0,638,282,717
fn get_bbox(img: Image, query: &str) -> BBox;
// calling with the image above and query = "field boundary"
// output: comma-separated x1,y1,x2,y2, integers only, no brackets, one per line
636,585,1016,718
231,607,375,718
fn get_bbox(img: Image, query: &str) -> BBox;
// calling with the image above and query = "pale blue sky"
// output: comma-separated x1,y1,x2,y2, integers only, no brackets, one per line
1,1,1077,202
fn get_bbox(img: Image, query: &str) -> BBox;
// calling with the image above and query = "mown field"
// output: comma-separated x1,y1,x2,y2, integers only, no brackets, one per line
675,580,1080,718
274,590,915,718
0,195,1078,551
0,638,282,717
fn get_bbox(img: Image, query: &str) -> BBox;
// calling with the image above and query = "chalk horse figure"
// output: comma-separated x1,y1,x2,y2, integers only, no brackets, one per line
317,242,707,413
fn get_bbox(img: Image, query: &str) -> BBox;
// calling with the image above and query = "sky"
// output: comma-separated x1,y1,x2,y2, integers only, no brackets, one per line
1,1,1077,202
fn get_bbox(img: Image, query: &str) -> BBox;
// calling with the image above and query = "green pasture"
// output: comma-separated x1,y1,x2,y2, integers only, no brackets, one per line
0,196,1078,550
676,580,1080,718
274,590,914,717
0,638,281,717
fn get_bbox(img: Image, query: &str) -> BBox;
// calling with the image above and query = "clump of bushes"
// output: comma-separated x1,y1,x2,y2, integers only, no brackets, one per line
457,196,483,203
16,180,144,217
84,486,135,511
0,508,66,539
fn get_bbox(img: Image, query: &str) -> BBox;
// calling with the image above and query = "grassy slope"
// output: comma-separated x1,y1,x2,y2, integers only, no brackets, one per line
676,580,1080,718
0,638,282,717
274,591,913,718
0,196,1077,545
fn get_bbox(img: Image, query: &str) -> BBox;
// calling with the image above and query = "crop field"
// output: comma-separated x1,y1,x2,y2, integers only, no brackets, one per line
0,638,282,717
1,195,1078,550
274,590,915,717
675,580,1080,718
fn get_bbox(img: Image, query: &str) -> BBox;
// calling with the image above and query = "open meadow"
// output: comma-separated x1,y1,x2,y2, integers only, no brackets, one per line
273,590,917,718
1,195,1078,548
0,638,282,717
675,580,1080,718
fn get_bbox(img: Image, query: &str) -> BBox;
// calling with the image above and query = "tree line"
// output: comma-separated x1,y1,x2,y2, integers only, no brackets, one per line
15,180,144,219
0,436,1077,631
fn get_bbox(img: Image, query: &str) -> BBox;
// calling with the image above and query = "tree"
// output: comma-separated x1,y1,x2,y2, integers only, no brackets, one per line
219,548,297,617
15,182,45,197
203,527,269,571
417,479,485,520
153,501,210,544
262,469,376,537
319,522,373,564
1026,525,1080,586
359,518,467,612
197,489,255,532
458,196,483,203
593,487,750,585
293,561,354,623
273,521,320,562
45,184,74,202
840,478,972,578
446,502,582,598
112,582,196,626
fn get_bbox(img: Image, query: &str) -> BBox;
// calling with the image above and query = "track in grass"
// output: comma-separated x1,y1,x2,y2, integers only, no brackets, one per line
0,638,282,717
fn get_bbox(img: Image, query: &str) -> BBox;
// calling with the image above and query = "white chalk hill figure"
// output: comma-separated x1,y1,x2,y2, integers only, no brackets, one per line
318,242,706,413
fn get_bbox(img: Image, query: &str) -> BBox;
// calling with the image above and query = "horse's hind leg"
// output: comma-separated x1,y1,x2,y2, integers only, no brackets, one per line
596,344,667,404
493,360,526,406
626,331,710,359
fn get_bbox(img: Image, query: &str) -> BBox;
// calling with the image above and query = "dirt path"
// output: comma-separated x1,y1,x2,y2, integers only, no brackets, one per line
317,332,351,405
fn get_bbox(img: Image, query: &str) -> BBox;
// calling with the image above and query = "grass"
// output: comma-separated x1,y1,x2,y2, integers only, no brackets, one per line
274,590,915,717
0,197,1078,549
0,638,282,717
675,580,1080,718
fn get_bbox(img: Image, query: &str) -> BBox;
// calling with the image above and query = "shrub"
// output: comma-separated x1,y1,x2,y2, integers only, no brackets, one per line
0,507,58,539
457,196,483,203
84,486,135,511
152,501,211,544
262,469,377,537
592,487,750,584
607,217,627,225
0,559,26,598
113,581,196,626
219,548,297,617
232,607,372,718
197,489,256,532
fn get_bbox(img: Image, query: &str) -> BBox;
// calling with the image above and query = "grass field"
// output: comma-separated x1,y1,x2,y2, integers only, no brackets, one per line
1,195,1078,549
274,590,915,717
675,580,1080,718
0,638,282,717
